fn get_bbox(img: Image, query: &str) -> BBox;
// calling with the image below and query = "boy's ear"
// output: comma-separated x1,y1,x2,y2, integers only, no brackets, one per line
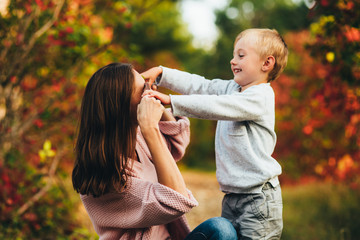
262,56,275,72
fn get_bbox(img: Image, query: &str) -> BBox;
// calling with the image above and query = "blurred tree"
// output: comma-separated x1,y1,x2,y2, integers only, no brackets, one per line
295,0,359,184
0,0,193,238
184,0,311,79
307,0,360,85
270,0,360,186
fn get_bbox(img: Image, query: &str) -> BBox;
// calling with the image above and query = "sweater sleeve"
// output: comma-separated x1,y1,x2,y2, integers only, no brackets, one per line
80,177,198,230
158,114,190,161
135,114,190,163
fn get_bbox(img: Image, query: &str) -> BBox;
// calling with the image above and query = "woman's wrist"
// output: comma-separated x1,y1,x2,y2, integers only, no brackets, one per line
160,109,176,122
140,125,160,139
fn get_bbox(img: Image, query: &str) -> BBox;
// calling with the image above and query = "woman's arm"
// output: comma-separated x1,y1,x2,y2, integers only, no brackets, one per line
160,107,176,121
81,177,198,229
137,96,188,197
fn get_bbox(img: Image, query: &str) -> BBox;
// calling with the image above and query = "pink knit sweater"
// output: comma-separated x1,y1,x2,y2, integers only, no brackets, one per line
80,117,198,240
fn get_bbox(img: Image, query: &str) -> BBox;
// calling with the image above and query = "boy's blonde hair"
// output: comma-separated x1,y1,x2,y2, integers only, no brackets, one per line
235,28,288,82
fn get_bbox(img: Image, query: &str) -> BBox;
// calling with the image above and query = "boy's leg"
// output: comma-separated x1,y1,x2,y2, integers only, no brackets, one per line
184,217,238,240
221,183,283,240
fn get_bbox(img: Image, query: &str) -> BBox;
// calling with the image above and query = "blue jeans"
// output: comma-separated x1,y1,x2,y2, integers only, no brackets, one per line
184,217,238,240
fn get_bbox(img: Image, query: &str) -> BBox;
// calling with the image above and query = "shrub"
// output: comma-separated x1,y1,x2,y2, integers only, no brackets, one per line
282,182,360,240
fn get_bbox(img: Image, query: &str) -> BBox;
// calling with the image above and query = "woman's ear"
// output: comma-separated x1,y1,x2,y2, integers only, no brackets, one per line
262,56,275,72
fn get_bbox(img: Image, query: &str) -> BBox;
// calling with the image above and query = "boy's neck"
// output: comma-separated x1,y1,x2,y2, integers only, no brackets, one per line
240,79,268,92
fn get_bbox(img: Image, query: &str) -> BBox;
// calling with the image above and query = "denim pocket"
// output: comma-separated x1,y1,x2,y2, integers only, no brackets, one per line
231,187,283,239
250,192,268,222
263,184,283,221
262,184,283,238
250,184,283,223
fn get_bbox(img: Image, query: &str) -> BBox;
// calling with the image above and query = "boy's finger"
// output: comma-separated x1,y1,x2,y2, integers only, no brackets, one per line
141,75,154,86
151,83,158,91
142,89,153,97
141,73,154,84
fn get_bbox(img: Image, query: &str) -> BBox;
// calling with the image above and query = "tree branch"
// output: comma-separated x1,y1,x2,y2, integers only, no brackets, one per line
4,0,65,86
15,145,66,216
71,0,164,75
23,0,65,60
136,0,163,20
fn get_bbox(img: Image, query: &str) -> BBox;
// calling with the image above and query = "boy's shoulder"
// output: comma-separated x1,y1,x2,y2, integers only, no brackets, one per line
252,82,272,89
243,83,273,94
241,84,275,105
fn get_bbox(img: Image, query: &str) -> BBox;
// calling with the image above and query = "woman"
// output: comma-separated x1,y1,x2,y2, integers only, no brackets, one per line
72,63,237,240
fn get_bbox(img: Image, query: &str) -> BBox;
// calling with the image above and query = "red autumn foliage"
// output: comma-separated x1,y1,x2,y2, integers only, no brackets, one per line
272,0,360,187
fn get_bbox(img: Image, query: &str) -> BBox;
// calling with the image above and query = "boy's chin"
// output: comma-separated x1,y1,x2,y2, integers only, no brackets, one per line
233,77,243,86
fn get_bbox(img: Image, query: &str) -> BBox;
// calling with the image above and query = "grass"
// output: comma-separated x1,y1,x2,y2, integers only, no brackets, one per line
74,170,360,240
282,182,360,240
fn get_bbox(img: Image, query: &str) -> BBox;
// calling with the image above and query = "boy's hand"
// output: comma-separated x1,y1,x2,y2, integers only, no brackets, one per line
141,67,163,87
142,90,171,105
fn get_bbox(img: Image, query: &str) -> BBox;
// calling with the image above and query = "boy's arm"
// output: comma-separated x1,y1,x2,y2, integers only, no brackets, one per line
142,66,272,122
143,85,272,122
160,67,234,95
142,66,233,95
170,86,272,121
144,87,274,121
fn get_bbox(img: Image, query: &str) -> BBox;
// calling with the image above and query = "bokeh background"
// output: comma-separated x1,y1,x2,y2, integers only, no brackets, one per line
0,0,359,239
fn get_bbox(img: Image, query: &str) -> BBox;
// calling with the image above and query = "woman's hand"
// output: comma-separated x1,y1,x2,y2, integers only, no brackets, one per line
142,90,175,122
137,96,188,198
137,95,165,130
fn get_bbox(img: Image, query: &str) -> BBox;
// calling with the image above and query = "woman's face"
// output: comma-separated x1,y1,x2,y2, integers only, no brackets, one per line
130,70,146,122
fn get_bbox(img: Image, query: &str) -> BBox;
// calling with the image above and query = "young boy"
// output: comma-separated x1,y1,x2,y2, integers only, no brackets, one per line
142,28,288,239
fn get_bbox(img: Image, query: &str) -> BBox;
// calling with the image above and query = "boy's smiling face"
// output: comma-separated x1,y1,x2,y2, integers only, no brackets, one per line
230,33,267,91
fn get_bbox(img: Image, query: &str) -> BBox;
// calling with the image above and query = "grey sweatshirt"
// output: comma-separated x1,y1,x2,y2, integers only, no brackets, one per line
158,67,281,194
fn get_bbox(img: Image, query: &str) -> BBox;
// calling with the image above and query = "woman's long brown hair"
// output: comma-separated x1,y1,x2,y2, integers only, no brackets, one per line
72,63,137,197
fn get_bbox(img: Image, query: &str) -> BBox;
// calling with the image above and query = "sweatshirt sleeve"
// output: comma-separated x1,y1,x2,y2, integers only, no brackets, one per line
80,177,198,230
159,66,234,95
170,85,272,121
158,67,273,122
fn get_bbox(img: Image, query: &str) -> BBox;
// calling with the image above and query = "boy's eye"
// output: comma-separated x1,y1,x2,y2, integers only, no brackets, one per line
239,55,244,58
